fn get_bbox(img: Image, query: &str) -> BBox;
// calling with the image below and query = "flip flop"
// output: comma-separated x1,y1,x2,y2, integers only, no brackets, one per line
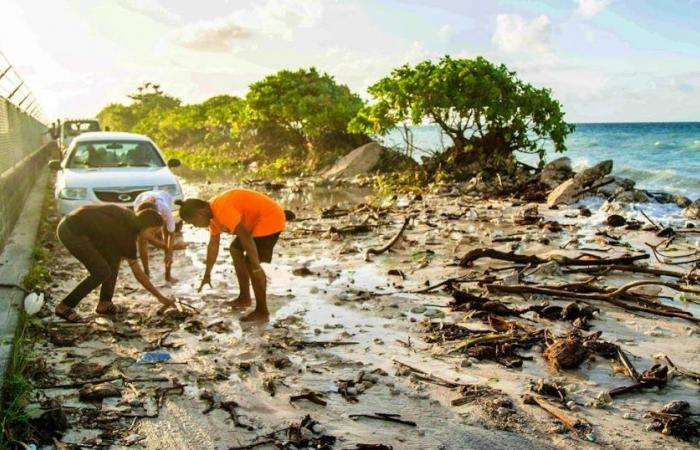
96,303,128,318
55,307,84,323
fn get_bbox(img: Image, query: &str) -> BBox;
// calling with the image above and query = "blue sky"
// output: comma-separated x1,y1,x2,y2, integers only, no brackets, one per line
1,0,699,122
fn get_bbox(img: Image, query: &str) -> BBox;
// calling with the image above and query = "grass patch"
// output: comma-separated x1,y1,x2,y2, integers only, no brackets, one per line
1,173,57,448
0,313,35,448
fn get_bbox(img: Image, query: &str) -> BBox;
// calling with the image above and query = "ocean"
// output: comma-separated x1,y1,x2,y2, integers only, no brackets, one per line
382,122,700,201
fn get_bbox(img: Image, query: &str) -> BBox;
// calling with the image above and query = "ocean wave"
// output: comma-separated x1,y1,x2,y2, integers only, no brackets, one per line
654,141,677,149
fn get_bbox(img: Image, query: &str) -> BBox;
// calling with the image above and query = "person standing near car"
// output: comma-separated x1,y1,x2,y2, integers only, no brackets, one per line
176,189,286,322
54,204,176,323
133,190,187,282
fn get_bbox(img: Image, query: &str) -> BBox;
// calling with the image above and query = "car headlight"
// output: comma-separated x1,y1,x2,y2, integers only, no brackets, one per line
157,184,180,196
59,188,88,200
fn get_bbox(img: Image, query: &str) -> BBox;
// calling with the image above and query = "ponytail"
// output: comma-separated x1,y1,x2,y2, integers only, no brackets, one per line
176,198,209,221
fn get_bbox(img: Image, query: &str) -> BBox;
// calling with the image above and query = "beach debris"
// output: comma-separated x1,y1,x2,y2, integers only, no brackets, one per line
229,415,336,450
349,413,417,427
529,379,566,402
23,291,45,315
336,370,379,402
29,399,68,444
292,266,315,276
451,384,503,406
200,390,253,430
523,394,591,435
460,247,649,268
136,350,172,364
608,364,668,397
364,216,410,261
68,361,109,380
79,382,122,402
347,445,393,450
663,354,700,384
646,400,700,441
543,330,589,371
290,390,328,407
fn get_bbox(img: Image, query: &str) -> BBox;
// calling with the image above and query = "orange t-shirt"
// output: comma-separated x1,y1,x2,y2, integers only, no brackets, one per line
209,189,286,237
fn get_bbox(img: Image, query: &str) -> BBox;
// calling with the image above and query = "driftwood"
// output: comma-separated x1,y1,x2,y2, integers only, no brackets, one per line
486,282,700,325
41,376,171,390
664,355,700,383
564,264,699,282
364,217,410,262
523,394,587,432
290,391,327,407
349,413,417,427
460,248,648,268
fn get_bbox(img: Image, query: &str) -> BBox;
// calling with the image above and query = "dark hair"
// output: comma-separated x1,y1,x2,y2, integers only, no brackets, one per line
175,198,209,221
135,209,164,230
136,200,158,213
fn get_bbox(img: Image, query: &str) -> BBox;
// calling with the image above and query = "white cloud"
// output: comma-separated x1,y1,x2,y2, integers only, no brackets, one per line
575,0,610,18
172,0,322,52
173,18,252,52
492,14,552,55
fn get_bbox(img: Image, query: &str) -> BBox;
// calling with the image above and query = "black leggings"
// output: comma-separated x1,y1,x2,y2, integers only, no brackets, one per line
57,219,121,308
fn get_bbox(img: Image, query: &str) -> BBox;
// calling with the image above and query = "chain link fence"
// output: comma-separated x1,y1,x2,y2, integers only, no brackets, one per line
0,97,48,174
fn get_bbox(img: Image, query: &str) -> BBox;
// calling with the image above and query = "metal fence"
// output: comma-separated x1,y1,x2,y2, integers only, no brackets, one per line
0,50,47,174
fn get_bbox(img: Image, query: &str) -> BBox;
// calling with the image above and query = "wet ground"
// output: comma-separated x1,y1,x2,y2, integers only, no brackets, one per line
27,178,700,449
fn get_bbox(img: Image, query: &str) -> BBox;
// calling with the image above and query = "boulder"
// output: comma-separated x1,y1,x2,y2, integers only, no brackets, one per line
573,160,613,188
323,142,416,179
539,157,573,189
546,160,614,207
323,142,383,179
546,178,578,208
675,195,692,208
684,199,700,219
596,176,635,197
613,188,650,203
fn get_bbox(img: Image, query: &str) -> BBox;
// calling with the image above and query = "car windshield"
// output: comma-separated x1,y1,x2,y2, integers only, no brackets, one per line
64,121,100,137
66,141,165,168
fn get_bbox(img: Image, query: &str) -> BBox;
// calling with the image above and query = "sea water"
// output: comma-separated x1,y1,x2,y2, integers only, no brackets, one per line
382,122,700,200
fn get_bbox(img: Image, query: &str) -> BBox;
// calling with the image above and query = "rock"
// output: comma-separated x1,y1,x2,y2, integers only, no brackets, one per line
460,359,472,368
596,176,635,197
606,214,627,227
530,261,563,278
539,157,573,189
674,195,692,208
68,362,109,380
574,160,613,188
579,206,592,217
546,160,614,207
546,179,578,208
684,199,700,219
613,188,650,203
662,400,690,414
322,142,415,179
79,382,121,402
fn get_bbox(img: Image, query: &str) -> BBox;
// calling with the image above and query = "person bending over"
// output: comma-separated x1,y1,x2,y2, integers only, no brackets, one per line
176,188,286,322
133,190,188,282
54,204,176,323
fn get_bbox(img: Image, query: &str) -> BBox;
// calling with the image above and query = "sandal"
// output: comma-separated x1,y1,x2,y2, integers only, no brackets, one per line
96,303,128,317
55,306,84,323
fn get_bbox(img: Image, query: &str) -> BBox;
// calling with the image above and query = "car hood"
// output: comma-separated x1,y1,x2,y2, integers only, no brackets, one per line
61,167,178,189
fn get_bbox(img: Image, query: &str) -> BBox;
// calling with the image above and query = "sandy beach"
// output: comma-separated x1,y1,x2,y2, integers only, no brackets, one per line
23,175,700,450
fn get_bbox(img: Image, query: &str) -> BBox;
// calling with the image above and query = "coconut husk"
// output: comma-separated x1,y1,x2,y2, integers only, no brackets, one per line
543,331,588,370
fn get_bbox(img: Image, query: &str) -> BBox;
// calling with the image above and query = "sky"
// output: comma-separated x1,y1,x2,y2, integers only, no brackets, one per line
1,0,699,123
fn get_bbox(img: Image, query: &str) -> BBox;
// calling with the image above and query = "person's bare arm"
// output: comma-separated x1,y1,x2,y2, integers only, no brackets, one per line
127,259,175,307
138,236,150,277
199,233,220,291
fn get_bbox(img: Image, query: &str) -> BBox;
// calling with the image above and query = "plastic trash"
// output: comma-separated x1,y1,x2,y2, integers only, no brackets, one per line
136,350,171,364
23,292,44,316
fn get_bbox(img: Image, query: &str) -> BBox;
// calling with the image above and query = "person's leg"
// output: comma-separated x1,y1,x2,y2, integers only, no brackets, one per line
229,238,252,308
56,222,112,317
241,233,279,322
96,255,121,314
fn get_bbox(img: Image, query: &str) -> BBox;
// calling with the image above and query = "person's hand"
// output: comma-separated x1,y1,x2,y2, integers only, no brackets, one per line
198,273,212,292
158,295,176,309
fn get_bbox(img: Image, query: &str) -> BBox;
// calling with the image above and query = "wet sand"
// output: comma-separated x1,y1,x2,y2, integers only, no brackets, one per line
33,178,700,449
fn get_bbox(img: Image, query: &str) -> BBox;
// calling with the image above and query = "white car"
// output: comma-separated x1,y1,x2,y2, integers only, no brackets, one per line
49,132,183,216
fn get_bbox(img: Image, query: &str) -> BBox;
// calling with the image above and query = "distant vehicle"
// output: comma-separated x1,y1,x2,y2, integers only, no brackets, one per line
48,132,183,216
52,118,102,153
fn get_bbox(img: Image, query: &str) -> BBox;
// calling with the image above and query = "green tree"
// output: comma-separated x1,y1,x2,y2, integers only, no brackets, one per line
97,103,137,132
245,67,367,168
352,56,574,179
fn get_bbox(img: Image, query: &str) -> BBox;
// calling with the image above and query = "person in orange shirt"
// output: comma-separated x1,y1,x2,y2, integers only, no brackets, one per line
176,189,286,322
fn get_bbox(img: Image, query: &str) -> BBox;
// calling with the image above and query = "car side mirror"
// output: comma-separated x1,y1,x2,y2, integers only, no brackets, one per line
168,158,181,168
48,160,62,170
